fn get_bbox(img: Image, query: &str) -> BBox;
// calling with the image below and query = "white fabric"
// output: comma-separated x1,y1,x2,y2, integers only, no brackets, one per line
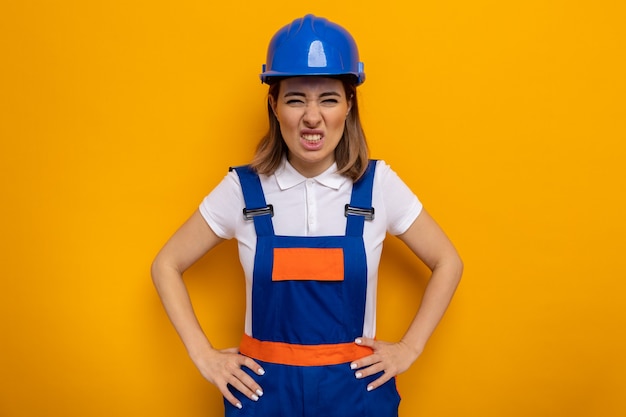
199,159,422,338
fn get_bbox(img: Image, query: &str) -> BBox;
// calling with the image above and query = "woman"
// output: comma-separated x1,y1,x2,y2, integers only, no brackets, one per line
152,14,463,416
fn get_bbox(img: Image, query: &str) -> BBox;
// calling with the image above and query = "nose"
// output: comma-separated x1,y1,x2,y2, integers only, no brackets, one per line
303,103,322,127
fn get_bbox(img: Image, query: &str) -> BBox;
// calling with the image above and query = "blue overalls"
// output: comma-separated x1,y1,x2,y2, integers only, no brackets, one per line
226,161,401,417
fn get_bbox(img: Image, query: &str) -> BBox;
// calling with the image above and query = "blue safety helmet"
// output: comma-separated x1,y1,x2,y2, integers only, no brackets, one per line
260,14,365,85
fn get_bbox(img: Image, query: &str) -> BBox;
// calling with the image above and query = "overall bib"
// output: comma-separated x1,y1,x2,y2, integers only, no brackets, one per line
226,161,400,417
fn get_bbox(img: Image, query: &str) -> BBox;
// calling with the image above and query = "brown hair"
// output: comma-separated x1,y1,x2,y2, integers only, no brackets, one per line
250,77,369,181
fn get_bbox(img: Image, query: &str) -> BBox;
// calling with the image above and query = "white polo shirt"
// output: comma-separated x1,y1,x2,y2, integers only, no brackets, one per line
199,158,422,339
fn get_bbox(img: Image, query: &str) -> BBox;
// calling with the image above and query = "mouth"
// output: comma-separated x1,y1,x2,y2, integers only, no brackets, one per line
301,133,323,143
299,131,325,151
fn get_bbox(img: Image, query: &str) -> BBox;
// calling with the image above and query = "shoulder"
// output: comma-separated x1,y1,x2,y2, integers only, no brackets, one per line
372,159,402,185
371,159,417,196
373,159,391,174
371,159,423,234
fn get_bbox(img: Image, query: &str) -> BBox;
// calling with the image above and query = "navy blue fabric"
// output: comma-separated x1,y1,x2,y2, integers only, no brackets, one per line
229,161,400,416
232,161,376,345
251,233,367,344
224,360,400,417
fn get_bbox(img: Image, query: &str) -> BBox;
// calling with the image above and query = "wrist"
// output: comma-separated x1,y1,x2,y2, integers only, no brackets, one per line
186,340,216,363
399,338,423,361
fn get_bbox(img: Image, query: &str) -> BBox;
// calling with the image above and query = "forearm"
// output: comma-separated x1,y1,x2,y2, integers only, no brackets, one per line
400,259,463,356
152,260,266,407
151,262,214,360
151,210,226,360
349,259,462,390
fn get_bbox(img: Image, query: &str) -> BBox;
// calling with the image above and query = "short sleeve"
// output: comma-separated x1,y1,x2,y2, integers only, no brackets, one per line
198,170,244,240
375,160,423,236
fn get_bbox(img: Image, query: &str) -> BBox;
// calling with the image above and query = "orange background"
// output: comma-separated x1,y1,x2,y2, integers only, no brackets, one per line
1,1,625,416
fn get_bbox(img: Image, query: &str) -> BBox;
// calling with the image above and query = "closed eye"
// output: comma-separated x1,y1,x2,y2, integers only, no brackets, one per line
319,91,342,106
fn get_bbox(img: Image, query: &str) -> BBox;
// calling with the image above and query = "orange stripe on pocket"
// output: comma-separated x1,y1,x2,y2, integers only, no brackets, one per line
272,247,344,281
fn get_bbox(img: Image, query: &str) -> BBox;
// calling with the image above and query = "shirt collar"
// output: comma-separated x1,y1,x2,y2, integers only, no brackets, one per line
274,158,349,191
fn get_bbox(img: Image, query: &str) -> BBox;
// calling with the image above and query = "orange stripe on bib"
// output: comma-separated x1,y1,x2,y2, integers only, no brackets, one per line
272,247,344,281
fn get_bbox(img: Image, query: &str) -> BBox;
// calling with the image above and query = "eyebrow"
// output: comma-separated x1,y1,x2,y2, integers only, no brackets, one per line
283,91,342,98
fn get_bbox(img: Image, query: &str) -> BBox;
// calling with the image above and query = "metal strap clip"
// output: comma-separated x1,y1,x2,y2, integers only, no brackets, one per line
344,204,375,221
243,204,274,220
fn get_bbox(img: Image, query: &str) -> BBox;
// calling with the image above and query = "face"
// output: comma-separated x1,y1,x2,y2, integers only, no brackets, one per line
270,77,352,177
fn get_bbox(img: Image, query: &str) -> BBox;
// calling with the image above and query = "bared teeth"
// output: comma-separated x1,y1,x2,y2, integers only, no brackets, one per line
302,134,322,141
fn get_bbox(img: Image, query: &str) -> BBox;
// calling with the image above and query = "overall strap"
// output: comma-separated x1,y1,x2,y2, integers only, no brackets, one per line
230,165,274,236
345,160,377,237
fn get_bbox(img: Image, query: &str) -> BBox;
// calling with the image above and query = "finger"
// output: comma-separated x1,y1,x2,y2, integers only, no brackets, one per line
219,385,243,410
354,361,384,380
351,337,378,370
232,366,265,399
240,355,266,376
238,356,265,398
350,353,379,371
365,371,393,392
355,336,376,348
222,368,263,404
